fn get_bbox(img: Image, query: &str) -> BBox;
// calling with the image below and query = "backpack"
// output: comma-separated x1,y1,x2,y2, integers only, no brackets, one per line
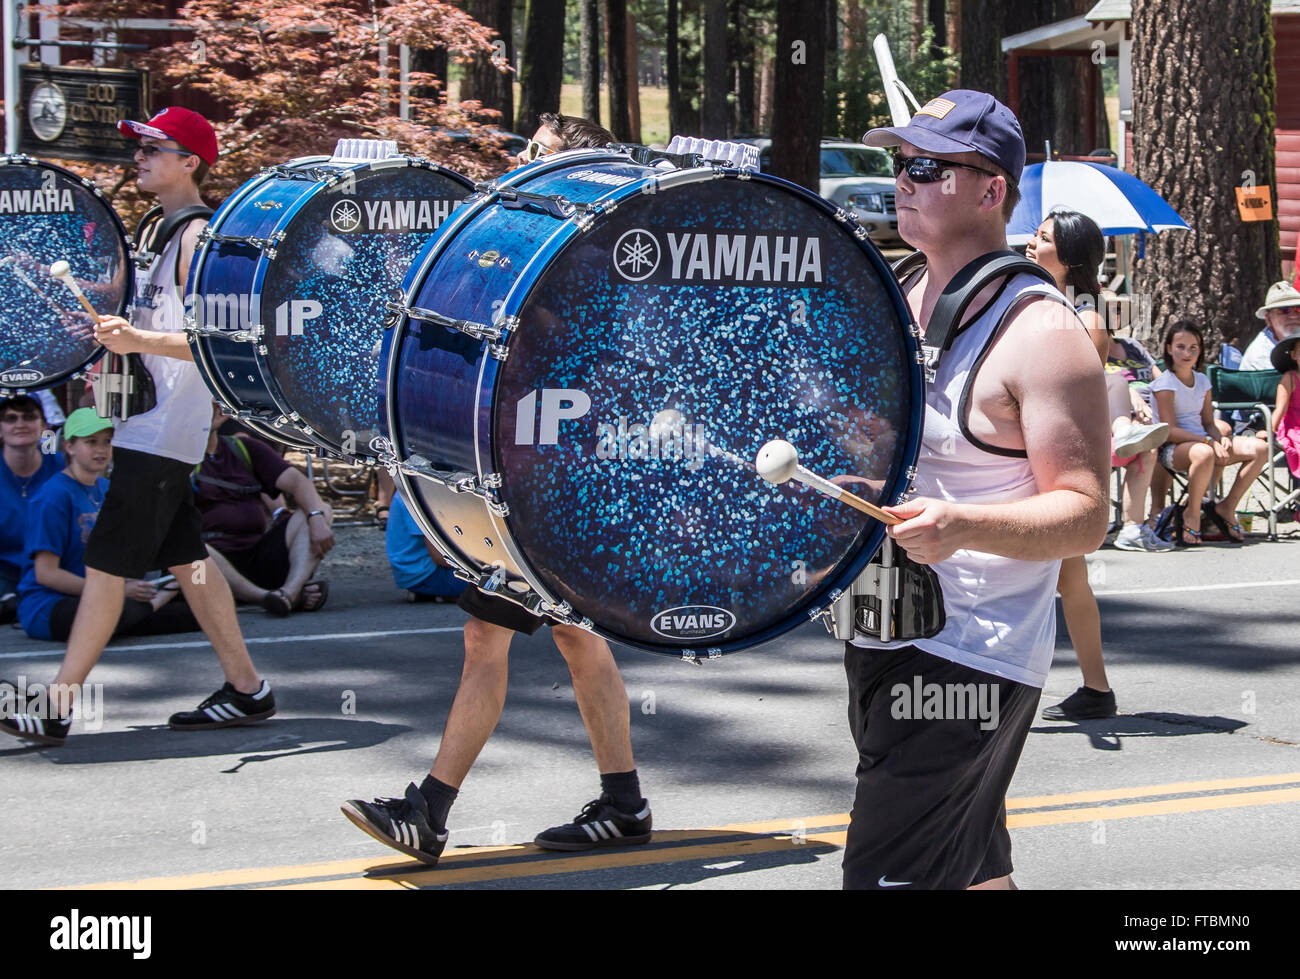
192,435,259,496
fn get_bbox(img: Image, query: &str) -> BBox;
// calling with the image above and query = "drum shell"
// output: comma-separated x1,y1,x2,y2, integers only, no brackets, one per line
388,152,923,655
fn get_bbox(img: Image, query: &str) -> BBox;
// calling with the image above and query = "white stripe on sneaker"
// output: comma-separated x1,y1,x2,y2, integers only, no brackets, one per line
581,823,600,842
591,821,610,840
204,706,226,721
606,820,623,838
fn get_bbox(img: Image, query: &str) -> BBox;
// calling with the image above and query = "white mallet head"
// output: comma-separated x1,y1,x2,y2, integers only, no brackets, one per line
49,260,71,281
756,439,800,484
649,408,684,441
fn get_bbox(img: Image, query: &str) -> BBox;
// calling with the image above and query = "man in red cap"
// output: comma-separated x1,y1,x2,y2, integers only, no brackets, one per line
1,108,277,747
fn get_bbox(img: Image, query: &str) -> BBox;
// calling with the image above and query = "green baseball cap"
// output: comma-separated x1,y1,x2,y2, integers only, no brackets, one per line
63,408,114,439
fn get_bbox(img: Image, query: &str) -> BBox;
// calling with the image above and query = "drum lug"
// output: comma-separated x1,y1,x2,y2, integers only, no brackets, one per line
903,465,918,485
395,302,505,344
481,472,504,490
489,344,510,361
496,188,592,221
198,228,286,258
680,651,701,666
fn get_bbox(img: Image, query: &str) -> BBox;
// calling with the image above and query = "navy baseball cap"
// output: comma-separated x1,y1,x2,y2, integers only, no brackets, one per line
863,89,1026,184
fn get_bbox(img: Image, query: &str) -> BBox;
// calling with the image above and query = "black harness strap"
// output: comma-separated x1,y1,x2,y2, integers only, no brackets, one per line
132,204,214,274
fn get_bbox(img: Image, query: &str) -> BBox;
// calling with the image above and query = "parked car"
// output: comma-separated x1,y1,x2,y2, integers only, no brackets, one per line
735,137,902,246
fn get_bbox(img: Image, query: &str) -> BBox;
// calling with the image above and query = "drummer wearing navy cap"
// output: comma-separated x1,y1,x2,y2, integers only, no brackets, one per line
0,108,277,747
838,91,1111,889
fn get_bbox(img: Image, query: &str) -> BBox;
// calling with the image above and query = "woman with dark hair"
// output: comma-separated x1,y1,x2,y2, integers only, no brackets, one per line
1150,320,1269,544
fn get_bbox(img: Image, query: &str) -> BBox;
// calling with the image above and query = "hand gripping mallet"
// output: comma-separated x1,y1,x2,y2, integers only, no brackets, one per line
48,261,102,323
755,439,902,525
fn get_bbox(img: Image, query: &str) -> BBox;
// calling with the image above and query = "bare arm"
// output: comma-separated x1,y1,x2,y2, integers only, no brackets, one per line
1080,308,1108,365
33,551,86,596
275,465,336,558
885,298,1111,563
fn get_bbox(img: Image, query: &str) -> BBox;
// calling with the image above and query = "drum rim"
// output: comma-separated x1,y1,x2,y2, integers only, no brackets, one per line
250,157,475,459
187,159,319,448
0,154,132,394
493,162,925,655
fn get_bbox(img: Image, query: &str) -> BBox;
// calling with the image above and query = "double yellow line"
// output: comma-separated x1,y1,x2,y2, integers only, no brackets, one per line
60,771,1300,890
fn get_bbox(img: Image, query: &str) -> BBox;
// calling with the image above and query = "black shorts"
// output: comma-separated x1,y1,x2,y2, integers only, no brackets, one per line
457,587,551,636
83,447,208,579
842,643,1039,890
217,516,291,591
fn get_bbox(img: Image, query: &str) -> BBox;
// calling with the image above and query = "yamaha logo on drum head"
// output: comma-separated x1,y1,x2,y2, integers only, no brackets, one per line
650,605,736,640
612,229,661,282
0,368,44,386
329,198,363,233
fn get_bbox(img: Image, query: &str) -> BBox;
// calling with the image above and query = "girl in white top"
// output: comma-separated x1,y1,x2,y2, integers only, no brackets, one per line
1149,320,1269,544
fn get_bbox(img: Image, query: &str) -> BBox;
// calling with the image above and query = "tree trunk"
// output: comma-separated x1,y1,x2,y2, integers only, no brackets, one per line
824,0,840,138
460,0,514,126
679,0,703,136
771,0,826,191
733,0,755,133
928,0,946,61
605,0,633,141
702,0,729,135
1131,0,1280,352
516,0,567,134
911,0,925,59
627,8,642,142
947,0,961,85
581,0,601,125
667,0,682,135
409,47,448,105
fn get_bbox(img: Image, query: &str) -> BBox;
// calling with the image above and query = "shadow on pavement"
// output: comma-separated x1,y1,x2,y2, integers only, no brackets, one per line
0,718,408,768
1030,713,1249,751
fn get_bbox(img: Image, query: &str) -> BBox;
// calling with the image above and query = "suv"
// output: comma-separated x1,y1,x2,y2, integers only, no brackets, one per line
740,138,901,245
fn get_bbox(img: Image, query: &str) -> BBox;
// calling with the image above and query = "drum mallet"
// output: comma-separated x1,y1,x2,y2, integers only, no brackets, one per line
755,439,902,526
48,261,101,323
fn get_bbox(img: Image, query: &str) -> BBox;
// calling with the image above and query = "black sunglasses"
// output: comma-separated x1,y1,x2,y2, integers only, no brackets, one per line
892,152,1004,184
137,144,195,159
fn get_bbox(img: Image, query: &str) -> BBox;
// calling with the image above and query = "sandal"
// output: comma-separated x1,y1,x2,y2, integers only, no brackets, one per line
260,588,293,617
1204,507,1243,544
294,579,330,613
1178,527,1202,546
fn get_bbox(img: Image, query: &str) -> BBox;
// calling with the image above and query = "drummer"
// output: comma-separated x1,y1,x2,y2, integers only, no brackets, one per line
843,91,1111,889
0,109,276,747
342,114,654,866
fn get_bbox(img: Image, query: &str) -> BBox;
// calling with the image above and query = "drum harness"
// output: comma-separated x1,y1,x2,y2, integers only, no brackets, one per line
90,204,213,421
829,249,1056,644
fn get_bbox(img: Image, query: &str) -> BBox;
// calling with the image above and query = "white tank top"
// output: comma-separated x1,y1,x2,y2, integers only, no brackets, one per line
851,272,1075,689
111,224,214,465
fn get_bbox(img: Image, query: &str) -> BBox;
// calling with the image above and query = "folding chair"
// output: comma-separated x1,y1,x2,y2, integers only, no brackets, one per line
1208,365,1295,540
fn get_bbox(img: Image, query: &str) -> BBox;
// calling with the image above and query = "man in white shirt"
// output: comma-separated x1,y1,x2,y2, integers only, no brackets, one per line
1239,281,1300,370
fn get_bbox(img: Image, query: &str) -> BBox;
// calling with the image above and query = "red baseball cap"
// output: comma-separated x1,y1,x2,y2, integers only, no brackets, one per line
118,107,218,165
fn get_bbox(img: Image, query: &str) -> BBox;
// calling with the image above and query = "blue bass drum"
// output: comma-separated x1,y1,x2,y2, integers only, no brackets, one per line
0,156,131,394
384,149,923,657
188,152,473,453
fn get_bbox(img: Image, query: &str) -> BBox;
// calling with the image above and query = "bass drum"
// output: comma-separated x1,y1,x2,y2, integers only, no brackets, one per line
384,149,923,658
188,152,474,453
0,156,132,394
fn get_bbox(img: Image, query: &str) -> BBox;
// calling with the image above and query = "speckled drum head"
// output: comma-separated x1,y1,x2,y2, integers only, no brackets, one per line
0,156,130,393
387,152,922,657
190,156,472,454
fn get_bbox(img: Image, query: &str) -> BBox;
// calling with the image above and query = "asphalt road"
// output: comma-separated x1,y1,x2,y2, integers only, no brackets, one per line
2,522,1298,891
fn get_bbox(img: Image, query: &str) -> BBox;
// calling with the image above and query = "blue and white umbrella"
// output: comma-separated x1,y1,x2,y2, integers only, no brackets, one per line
1006,160,1190,245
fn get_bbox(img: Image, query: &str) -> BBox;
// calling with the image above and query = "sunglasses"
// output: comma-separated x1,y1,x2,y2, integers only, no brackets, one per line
521,139,554,163
892,152,1004,184
2,412,41,423
137,144,195,159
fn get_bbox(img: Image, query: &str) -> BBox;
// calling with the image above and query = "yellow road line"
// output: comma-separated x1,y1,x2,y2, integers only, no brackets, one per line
1006,772,1300,810
53,774,1300,890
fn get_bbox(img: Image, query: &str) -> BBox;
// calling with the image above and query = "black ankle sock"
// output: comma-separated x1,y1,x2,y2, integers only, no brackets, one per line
600,770,643,813
418,775,458,830
1080,686,1112,698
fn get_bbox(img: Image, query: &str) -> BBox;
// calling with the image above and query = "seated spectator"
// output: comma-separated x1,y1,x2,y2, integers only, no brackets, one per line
1103,331,1172,551
0,394,65,605
196,404,335,616
385,492,465,603
1272,335,1300,479
17,409,200,641
1239,281,1300,370
1150,320,1269,545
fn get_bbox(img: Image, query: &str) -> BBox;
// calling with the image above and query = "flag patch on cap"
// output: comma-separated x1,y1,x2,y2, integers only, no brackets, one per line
915,97,957,120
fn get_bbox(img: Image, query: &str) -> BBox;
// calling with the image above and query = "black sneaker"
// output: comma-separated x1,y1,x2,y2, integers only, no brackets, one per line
533,794,653,851
340,783,449,865
168,680,275,730
1041,686,1117,721
0,712,71,746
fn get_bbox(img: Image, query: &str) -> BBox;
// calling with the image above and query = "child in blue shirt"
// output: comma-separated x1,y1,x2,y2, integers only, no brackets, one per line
385,493,465,602
0,393,65,600
18,409,199,641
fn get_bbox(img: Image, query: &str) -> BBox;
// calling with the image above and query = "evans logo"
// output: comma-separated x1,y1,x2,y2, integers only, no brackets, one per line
0,368,44,385
650,605,736,640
